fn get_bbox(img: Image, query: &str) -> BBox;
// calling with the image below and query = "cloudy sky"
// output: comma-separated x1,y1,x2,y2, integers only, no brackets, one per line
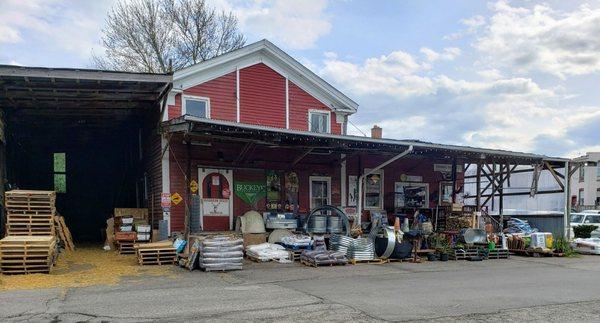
1,0,599,158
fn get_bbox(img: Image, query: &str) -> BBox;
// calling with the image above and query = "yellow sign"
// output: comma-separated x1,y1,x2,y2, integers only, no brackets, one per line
171,192,183,205
190,180,199,194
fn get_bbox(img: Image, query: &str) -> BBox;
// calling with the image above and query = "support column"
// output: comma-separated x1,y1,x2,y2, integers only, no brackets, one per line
564,161,571,239
341,153,347,207
476,163,482,211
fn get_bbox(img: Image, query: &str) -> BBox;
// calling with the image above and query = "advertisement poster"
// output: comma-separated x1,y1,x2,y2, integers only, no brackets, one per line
234,181,266,207
266,170,281,210
284,172,299,212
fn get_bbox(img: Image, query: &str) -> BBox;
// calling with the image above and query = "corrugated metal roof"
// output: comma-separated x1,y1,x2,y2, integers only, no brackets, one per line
163,115,569,164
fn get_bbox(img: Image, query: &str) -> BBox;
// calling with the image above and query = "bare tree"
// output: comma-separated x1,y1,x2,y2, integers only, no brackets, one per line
93,0,245,73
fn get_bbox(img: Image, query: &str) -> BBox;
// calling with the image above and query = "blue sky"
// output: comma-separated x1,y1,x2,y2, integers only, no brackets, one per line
1,0,599,157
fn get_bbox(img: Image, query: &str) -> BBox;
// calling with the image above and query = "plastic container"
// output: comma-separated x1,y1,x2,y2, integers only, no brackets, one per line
531,232,552,249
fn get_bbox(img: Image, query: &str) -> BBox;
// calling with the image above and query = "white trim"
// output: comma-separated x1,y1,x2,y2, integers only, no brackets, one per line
173,39,358,114
309,176,332,210
161,136,171,233
285,78,290,129
341,154,347,207
236,67,240,123
363,169,384,211
182,95,211,118
308,109,331,133
198,168,234,230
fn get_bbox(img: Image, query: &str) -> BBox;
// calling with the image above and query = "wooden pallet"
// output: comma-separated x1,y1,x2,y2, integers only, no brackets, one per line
0,236,56,274
510,249,560,257
300,259,347,268
117,241,136,255
135,241,176,265
349,258,386,265
288,250,303,261
451,248,510,260
54,216,75,251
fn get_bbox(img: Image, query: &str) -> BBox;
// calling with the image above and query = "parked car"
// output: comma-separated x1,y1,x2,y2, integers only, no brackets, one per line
570,212,600,238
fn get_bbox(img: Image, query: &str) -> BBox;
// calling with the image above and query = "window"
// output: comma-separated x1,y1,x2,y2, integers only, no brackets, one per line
53,153,66,193
585,215,600,224
578,189,584,206
309,176,331,210
183,96,210,118
597,163,600,181
579,165,585,182
309,110,330,133
364,170,384,210
596,189,600,206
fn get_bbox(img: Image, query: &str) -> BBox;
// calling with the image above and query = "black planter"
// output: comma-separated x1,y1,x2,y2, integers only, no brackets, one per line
426,253,437,261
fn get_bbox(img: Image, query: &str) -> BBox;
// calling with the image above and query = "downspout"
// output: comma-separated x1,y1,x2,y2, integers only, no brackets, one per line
356,145,413,225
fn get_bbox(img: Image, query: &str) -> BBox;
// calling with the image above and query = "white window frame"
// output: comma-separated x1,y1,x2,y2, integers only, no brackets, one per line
182,95,211,118
309,176,332,210
363,169,384,210
308,109,331,133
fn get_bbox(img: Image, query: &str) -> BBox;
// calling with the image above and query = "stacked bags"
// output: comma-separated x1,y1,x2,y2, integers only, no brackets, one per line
199,236,244,271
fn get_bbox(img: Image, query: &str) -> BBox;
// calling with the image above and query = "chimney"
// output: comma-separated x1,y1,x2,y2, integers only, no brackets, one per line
371,125,382,139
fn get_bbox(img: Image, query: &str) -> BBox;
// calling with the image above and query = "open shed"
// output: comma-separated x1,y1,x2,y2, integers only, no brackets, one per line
0,65,171,241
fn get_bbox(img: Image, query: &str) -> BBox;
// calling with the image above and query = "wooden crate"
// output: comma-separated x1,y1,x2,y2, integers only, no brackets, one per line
0,236,56,274
5,190,56,214
114,208,148,220
5,190,57,237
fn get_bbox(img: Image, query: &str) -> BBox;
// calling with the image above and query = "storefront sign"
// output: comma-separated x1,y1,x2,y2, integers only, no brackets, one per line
190,180,199,194
202,198,229,216
433,164,464,173
171,192,183,205
400,174,423,182
161,193,172,208
234,181,266,205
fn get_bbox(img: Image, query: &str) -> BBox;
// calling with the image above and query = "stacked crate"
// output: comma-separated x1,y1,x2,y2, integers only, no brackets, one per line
0,236,56,274
5,190,56,236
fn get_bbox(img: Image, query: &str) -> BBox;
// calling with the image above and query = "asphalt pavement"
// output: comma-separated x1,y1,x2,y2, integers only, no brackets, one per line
2,255,600,322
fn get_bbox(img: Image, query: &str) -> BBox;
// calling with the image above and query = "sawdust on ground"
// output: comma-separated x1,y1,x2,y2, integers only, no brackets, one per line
0,246,178,291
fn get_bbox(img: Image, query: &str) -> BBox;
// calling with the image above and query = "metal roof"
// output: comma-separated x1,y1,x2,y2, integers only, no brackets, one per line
163,115,569,165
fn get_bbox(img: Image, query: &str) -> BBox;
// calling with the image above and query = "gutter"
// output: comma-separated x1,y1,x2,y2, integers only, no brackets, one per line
356,145,414,225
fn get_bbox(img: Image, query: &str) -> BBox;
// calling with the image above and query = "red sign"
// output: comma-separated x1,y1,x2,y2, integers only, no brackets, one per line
222,188,231,199
161,193,172,208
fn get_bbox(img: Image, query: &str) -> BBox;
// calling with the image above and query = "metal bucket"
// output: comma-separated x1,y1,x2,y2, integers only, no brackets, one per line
459,228,487,244
327,216,342,233
307,215,327,233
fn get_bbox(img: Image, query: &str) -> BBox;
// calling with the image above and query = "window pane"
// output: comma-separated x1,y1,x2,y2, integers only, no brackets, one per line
54,174,66,193
310,113,328,133
54,153,66,172
186,99,207,118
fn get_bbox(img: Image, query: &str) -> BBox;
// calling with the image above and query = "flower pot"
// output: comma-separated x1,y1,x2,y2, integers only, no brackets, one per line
426,253,437,261
439,253,449,261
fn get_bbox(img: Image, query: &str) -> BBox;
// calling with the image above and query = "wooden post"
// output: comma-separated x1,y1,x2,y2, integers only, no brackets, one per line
451,158,457,203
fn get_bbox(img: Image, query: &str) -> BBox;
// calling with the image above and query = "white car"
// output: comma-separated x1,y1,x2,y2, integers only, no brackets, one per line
570,211,600,238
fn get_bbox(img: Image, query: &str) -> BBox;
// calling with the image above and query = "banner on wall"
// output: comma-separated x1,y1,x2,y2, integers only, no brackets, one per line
266,170,281,210
202,198,230,216
234,181,266,206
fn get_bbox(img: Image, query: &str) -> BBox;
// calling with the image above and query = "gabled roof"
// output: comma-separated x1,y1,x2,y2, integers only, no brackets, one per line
173,39,358,114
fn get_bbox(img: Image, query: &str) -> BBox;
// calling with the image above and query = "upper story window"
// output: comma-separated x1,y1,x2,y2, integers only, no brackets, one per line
183,95,210,118
579,165,585,182
309,110,330,133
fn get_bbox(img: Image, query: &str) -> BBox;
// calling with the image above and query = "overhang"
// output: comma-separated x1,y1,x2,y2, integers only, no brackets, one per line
162,115,568,167
0,65,172,126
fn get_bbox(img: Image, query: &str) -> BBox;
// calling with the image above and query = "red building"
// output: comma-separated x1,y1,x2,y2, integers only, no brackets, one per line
159,40,567,234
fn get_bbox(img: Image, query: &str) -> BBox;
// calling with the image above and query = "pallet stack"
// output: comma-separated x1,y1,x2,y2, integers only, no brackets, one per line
135,241,177,265
54,215,75,251
0,236,57,274
5,190,56,236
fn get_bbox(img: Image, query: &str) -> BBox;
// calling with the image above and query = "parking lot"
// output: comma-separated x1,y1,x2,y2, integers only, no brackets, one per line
2,254,600,322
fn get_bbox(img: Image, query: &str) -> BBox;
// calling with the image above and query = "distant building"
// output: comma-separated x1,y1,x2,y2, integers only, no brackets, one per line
571,152,600,210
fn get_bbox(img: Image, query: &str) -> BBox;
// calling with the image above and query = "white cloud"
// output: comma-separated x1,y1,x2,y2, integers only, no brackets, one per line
474,1,600,78
0,0,111,59
235,0,331,50
420,47,461,62
319,47,599,155
460,15,486,31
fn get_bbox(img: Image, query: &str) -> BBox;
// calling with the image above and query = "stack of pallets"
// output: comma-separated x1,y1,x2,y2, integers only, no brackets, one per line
0,236,57,274
5,190,56,236
135,241,177,265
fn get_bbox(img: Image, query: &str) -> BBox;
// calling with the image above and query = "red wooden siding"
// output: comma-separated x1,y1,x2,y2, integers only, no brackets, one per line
184,71,237,121
289,81,341,134
168,94,182,120
239,63,286,128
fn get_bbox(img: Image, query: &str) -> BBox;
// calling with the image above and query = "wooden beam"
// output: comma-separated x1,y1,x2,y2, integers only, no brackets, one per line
544,161,565,190
292,148,314,166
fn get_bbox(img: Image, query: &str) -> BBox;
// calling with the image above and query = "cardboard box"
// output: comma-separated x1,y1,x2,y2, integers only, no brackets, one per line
451,203,463,212
243,233,267,249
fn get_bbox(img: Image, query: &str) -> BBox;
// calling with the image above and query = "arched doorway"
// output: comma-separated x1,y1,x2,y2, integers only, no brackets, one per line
199,168,233,231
